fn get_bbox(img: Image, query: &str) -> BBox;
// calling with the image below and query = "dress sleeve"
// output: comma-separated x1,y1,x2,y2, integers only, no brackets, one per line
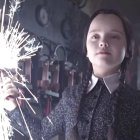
8,87,71,140
132,95,140,139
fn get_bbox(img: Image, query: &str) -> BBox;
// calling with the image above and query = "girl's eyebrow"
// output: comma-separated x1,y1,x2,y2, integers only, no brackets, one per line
89,29,100,33
111,30,125,35
89,29,125,35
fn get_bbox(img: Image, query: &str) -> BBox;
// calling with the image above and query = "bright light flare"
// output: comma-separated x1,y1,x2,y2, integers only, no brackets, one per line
0,108,13,140
0,35,18,69
0,0,42,139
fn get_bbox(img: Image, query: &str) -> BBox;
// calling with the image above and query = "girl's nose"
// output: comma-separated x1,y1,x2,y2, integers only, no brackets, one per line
99,41,109,48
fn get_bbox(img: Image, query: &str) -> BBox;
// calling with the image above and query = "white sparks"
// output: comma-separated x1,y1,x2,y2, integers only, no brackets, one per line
0,108,13,140
16,98,33,140
47,116,53,125
0,0,42,70
0,0,42,139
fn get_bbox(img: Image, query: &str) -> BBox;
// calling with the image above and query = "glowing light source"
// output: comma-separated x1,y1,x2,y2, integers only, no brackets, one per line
0,0,42,139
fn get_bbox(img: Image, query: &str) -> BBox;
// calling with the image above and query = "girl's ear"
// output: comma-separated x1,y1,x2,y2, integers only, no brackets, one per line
125,52,129,58
86,52,89,58
125,46,130,58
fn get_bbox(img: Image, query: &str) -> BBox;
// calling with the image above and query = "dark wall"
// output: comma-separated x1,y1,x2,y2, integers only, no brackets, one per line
17,0,89,50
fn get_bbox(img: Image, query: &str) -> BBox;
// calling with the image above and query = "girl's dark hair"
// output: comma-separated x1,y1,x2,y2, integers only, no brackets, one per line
78,9,134,135
82,9,134,85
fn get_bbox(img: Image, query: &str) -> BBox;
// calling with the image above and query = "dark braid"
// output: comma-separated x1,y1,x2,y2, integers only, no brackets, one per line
108,60,130,137
77,57,92,121
81,57,93,95
119,56,132,85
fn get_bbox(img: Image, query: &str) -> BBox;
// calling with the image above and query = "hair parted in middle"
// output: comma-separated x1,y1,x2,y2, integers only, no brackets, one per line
82,9,134,84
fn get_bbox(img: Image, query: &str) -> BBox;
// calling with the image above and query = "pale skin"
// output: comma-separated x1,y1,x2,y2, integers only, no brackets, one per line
1,14,128,111
86,14,128,78
0,77,20,111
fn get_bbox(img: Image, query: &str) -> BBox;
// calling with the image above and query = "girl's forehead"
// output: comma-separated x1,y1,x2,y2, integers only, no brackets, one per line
88,14,125,33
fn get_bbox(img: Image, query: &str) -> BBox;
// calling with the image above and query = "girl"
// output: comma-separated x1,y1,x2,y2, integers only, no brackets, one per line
3,9,140,140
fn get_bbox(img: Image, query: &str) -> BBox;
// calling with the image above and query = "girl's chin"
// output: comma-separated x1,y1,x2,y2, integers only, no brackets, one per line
93,62,119,69
92,62,112,68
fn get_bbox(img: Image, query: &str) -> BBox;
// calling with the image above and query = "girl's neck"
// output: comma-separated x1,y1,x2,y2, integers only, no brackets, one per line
93,66,120,78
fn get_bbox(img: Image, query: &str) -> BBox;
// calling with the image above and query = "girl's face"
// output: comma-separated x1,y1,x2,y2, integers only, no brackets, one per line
86,14,127,77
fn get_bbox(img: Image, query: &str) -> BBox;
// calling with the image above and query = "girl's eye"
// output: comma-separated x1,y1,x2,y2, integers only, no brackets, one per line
91,34,99,40
110,35,121,40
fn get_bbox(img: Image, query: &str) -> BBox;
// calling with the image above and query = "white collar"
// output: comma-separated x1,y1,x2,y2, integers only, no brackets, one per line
88,72,120,94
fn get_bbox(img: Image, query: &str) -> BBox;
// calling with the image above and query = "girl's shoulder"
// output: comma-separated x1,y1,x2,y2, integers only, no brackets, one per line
121,84,140,106
62,84,82,97
61,84,83,103
124,84,140,95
